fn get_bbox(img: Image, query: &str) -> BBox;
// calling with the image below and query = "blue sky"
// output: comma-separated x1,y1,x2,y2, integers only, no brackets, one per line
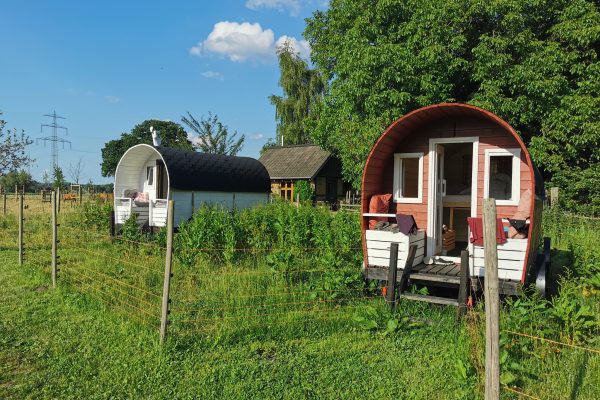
1,0,326,184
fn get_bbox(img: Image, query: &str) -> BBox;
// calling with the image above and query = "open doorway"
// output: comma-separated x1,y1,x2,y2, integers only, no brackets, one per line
427,138,478,258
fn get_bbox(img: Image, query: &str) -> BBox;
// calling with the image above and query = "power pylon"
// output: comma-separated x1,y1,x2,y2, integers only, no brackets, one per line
38,111,71,170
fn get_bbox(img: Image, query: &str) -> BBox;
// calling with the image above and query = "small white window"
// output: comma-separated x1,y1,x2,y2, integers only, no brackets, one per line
484,148,521,205
146,166,154,186
393,152,423,203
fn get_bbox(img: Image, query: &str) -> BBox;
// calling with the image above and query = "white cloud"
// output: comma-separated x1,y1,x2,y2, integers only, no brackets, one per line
250,133,264,140
275,35,311,60
105,95,121,104
245,0,301,16
190,21,310,63
201,70,224,80
190,21,275,62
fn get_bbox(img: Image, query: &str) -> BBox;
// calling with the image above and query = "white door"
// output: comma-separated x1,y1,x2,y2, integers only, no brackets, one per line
433,144,446,255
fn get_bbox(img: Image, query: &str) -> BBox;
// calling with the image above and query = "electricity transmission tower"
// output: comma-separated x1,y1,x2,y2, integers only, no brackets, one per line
38,111,71,170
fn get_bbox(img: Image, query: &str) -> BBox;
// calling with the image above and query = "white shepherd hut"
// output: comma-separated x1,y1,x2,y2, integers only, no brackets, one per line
113,144,271,227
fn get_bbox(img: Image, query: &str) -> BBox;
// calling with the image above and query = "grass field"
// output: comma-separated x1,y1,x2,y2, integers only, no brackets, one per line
0,196,598,399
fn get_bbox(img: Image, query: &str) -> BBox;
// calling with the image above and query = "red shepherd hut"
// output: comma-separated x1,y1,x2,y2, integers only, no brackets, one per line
361,103,549,301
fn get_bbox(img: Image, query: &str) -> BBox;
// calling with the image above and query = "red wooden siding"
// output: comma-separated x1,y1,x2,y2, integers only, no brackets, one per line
362,103,538,283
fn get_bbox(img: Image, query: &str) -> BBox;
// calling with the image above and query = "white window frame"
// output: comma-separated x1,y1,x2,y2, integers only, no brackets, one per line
393,152,423,203
483,148,521,206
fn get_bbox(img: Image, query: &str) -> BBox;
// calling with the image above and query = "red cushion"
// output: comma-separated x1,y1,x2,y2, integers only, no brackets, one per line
368,194,392,229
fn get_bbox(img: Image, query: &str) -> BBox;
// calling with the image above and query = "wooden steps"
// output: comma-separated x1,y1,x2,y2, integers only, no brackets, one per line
401,293,459,306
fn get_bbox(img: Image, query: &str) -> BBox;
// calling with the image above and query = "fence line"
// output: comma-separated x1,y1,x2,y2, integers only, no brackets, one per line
63,270,159,324
178,295,378,314
177,287,376,303
69,246,164,275
64,267,160,309
177,302,374,324
62,260,162,300
502,329,600,355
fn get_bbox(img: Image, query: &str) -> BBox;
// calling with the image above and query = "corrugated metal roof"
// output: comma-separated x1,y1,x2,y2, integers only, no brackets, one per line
155,146,271,193
258,145,331,179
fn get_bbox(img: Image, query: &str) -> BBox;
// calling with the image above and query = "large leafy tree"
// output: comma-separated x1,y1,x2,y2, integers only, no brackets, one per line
181,112,245,156
269,40,324,145
304,0,600,212
0,111,33,176
101,120,193,177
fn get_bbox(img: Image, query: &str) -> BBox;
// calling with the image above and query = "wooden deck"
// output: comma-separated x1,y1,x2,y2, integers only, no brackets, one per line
364,262,521,295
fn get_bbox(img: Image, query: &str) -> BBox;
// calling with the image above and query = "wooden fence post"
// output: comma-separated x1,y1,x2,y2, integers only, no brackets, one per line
51,191,58,288
160,200,175,345
385,242,399,310
15,184,18,202
18,194,24,265
78,185,82,205
57,187,61,213
2,188,6,215
458,249,470,317
550,187,559,208
483,198,500,400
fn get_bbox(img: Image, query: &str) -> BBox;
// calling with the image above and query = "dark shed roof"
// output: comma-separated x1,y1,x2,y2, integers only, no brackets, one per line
155,146,270,193
259,144,331,179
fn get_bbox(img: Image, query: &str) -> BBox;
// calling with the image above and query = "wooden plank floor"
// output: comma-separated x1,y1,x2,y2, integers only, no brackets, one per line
365,262,462,285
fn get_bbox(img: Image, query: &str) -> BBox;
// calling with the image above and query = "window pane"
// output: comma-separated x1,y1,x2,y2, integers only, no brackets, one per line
489,156,512,200
147,167,154,185
402,158,419,198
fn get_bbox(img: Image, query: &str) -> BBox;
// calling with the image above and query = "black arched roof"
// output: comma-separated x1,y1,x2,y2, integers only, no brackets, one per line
155,146,271,193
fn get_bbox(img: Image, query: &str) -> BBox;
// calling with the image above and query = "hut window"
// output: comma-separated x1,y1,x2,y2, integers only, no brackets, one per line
393,153,423,203
280,181,294,201
146,166,154,185
484,148,521,205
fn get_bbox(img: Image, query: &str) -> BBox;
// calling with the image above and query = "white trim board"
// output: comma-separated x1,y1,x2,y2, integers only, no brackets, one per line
393,152,424,203
427,137,479,257
483,148,521,206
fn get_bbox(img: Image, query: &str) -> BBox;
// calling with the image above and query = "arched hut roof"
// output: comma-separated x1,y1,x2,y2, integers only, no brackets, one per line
154,146,271,193
116,144,270,194
362,103,544,198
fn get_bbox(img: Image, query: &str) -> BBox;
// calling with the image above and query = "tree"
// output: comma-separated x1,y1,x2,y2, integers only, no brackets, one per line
269,40,324,145
181,112,245,156
101,120,193,177
0,170,32,192
67,158,85,184
42,170,50,187
304,0,600,212
0,111,33,176
52,166,65,190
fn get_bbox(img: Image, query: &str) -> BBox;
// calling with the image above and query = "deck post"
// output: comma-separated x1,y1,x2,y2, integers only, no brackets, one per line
397,244,417,295
385,242,399,310
159,200,175,345
51,191,58,288
18,194,24,265
109,210,116,237
458,250,470,317
483,198,500,400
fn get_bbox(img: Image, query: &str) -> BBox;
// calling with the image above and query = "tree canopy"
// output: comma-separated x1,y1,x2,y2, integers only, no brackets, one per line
304,0,600,212
101,120,193,177
0,111,33,176
269,40,324,145
181,112,245,156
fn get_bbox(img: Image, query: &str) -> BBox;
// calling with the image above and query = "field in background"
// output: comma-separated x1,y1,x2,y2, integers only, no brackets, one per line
0,197,598,399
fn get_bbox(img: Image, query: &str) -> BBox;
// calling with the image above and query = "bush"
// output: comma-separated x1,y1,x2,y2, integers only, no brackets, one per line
174,202,362,269
294,180,314,203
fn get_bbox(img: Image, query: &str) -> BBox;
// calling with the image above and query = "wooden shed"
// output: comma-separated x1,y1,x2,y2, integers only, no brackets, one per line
361,103,548,297
259,144,351,205
114,144,271,227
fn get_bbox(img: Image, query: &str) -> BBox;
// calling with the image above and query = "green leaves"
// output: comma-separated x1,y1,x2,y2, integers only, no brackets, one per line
304,0,600,213
101,120,193,177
